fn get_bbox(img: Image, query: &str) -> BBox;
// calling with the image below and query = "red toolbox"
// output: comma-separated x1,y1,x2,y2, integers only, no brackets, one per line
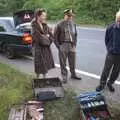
76,92,111,120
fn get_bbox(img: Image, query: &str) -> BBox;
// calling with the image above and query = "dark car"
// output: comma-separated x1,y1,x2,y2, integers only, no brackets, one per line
0,10,34,59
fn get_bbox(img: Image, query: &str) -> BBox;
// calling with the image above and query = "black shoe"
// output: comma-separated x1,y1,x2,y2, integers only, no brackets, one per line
71,75,81,80
96,85,105,92
62,80,67,84
107,83,115,92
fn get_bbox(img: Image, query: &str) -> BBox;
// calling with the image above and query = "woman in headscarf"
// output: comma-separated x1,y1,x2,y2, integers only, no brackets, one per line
31,8,55,78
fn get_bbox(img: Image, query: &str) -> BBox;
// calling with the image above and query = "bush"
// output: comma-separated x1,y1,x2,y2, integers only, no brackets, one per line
0,0,120,25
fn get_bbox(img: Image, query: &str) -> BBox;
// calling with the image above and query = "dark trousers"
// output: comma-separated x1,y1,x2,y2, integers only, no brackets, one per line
59,43,76,78
100,53,120,86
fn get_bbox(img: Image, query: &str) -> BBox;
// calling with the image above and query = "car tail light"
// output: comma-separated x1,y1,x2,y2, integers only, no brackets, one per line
23,33,32,44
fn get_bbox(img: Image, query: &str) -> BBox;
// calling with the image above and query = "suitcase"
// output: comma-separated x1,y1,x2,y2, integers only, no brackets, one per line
76,91,111,120
32,77,64,101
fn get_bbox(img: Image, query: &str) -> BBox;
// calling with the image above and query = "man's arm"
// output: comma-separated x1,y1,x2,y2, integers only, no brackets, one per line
105,24,113,50
105,28,110,48
54,23,61,49
74,24,77,47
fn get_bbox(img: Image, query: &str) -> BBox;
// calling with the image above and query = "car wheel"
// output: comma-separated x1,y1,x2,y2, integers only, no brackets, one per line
4,45,15,59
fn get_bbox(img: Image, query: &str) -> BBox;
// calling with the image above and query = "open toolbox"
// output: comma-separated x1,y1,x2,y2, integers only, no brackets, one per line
76,92,111,120
32,77,64,101
8,101,44,120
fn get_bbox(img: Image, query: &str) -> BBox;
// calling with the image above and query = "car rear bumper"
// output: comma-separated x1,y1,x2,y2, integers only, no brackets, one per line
9,44,32,55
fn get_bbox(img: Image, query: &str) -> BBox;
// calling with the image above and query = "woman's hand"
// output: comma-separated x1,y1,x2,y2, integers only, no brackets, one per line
46,34,50,38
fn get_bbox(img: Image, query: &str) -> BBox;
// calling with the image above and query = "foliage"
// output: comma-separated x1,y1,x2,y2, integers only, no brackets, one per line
0,0,120,25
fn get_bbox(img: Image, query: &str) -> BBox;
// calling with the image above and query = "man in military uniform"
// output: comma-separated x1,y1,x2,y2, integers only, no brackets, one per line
54,9,81,83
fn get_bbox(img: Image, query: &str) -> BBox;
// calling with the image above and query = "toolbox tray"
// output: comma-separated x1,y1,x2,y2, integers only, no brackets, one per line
32,77,64,101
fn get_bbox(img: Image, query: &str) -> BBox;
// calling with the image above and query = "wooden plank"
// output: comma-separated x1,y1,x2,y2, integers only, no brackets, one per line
8,108,16,120
8,106,26,120
23,106,27,120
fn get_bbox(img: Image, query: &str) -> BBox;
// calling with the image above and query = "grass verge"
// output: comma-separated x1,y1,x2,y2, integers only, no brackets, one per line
0,63,79,120
0,63,120,120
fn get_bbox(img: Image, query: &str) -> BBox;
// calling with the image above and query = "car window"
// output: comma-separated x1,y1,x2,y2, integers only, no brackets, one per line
0,25,6,32
6,20,15,31
0,19,15,32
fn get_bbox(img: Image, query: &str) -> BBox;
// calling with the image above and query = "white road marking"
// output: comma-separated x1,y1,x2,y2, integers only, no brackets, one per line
77,26,105,32
25,56,120,85
115,81,120,85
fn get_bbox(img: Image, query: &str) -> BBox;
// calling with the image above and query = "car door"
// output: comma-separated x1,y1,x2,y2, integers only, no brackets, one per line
0,24,6,51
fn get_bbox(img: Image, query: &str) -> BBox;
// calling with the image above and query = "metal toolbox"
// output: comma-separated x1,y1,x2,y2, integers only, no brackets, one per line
32,77,64,101
76,91,111,120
